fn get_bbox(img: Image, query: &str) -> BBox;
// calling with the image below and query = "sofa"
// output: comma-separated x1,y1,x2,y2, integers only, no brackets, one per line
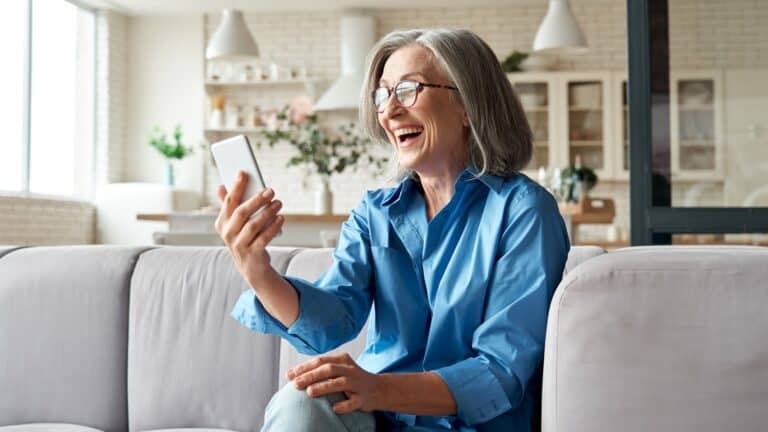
0,244,766,432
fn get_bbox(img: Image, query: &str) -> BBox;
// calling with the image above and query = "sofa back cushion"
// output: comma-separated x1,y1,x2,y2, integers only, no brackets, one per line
542,246,768,432
277,245,603,387
0,246,148,431
127,247,297,432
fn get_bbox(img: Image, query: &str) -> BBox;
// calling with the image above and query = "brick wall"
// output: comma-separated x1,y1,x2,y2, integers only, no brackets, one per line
200,0,767,222
0,196,95,245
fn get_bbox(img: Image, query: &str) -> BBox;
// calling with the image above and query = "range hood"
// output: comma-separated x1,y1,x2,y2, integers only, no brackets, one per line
313,13,375,111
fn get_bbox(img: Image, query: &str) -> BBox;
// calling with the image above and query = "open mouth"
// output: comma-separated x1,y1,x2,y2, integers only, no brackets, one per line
394,127,424,147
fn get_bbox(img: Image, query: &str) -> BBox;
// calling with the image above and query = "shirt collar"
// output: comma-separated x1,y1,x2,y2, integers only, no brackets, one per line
381,167,505,208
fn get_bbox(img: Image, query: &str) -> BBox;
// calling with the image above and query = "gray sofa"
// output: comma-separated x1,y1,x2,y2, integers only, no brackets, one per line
0,245,766,432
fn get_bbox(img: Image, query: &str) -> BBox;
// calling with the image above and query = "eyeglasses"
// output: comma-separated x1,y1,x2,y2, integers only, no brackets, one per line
373,80,458,113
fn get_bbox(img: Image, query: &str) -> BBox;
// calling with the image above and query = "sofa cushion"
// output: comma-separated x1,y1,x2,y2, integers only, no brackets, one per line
277,245,604,387
128,247,287,432
0,424,103,432
542,245,768,432
0,246,149,432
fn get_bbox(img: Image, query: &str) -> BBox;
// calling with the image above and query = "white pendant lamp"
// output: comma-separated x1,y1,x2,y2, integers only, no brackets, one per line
205,9,259,60
532,0,588,54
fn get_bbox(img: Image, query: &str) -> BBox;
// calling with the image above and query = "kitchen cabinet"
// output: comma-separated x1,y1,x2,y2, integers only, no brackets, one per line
509,71,614,180
670,70,724,180
511,70,723,182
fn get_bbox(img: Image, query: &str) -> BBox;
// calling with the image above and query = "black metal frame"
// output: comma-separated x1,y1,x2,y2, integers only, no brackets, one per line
627,0,768,245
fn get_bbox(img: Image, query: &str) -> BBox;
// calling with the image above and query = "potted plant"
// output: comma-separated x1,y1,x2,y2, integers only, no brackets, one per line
148,124,195,186
258,98,388,214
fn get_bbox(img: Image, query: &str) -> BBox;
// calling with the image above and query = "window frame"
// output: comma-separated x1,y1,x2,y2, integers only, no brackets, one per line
11,0,97,200
627,0,768,245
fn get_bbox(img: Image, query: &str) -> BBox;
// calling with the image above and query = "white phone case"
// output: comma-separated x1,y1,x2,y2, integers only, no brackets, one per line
210,134,267,204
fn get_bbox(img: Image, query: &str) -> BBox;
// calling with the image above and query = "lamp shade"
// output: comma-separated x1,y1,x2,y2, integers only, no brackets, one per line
533,0,588,54
205,9,259,60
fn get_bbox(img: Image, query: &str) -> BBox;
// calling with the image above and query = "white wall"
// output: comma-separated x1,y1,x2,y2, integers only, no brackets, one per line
124,14,205,193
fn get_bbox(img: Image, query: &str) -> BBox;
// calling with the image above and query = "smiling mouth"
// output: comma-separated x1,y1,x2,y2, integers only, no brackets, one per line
394,128,423,146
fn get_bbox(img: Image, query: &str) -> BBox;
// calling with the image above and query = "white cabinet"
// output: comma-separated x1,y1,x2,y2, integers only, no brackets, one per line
510,70,723,182
509,71,614,180
508,73,561,174
670,70,724,180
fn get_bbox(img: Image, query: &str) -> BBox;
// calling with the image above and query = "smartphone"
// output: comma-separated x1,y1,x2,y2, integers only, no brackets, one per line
210,134,267,204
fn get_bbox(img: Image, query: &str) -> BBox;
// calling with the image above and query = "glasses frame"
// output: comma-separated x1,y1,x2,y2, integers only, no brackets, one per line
373,80,458,112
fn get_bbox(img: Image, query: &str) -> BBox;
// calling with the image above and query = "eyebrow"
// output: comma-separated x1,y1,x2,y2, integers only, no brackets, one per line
378,72,427,86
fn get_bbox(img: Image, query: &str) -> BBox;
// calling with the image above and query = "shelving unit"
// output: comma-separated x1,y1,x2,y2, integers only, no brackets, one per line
510,70,722,182
203,75,323,142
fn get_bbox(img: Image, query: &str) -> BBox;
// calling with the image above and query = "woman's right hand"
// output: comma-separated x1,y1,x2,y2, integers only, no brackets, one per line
215,171,285,286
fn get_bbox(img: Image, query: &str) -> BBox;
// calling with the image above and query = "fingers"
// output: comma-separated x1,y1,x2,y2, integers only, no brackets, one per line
234,200,282,249
332,394,363,414
223,171,249,217
294,363,348,389
287,353,353,381
250,215,284,250
306,376,350,398
229,188,274,229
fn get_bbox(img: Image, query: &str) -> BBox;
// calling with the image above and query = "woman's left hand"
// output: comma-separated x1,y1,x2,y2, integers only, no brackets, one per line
287,352,382,414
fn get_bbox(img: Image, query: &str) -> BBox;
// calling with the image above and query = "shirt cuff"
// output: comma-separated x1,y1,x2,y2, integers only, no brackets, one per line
433,357,514,425
229,276,354,355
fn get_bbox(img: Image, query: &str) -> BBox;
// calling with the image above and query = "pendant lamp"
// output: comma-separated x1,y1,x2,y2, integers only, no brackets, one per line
532,0,588,54
205,9,259,60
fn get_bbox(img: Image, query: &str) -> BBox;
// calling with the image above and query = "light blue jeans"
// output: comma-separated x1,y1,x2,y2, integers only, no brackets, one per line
261,384,376,432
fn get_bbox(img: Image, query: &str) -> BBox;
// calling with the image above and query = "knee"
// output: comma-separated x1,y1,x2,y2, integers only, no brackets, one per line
263,384,345,431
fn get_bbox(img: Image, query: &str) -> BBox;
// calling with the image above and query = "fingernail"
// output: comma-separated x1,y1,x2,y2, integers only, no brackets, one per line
239,171,246,180
261,188,272,197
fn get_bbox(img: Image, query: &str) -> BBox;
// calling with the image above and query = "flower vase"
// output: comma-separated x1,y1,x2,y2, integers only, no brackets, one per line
315,176,333,215
165,162,175,187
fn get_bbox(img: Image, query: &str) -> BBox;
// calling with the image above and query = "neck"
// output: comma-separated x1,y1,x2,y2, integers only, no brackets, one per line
417,165,465,221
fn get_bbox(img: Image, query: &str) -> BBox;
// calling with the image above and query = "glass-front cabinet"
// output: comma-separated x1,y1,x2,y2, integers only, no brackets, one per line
508,74,559,176
670,70,723,180
562,72,613,180
508,72,613,180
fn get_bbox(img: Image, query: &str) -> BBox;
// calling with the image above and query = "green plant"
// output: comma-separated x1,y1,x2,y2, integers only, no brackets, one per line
501,51,529,73
148,124,194,160
259,106,388,178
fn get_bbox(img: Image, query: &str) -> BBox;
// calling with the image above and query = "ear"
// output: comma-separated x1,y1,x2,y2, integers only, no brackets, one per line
461,111,470,128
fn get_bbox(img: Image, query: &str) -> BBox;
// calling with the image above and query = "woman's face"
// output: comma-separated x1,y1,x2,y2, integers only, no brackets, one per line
376,45,469,176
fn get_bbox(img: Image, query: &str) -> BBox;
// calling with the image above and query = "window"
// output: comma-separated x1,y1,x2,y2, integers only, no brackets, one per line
627,0,768,244
0,0,95,199
0,1,27,192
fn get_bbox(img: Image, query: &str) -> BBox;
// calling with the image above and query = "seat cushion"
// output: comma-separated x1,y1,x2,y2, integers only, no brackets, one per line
0,246,150,431
128,247,283,432
542,246,768,432
0,422,103,431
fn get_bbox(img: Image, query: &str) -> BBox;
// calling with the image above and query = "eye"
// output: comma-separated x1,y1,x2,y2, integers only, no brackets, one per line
373,87,390,107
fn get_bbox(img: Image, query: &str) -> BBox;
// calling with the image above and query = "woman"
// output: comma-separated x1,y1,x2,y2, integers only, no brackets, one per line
217,28,570,432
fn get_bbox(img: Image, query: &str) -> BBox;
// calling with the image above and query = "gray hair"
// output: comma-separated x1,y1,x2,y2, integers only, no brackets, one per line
359,28,533,179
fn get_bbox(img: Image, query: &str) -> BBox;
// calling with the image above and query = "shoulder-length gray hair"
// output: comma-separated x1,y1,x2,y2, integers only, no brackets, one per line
359,28,533,179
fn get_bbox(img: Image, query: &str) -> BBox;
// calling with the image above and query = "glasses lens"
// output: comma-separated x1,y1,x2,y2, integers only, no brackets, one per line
373,87,390,110
396,81,419,107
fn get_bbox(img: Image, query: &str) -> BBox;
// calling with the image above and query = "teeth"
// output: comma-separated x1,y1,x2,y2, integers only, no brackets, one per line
394,127,423,137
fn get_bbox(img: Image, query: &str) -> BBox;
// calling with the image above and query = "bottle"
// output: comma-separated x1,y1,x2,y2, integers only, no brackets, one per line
537,166,548,186
551,167,563,201
572,154,586,203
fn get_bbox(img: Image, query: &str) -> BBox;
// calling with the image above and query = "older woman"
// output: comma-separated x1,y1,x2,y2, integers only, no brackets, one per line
217,28,569,432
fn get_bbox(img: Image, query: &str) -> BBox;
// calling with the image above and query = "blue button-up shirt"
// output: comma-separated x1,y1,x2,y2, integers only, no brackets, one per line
231,168,570,431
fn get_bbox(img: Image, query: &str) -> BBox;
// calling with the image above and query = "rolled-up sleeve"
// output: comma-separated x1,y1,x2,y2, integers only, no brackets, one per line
230,194,375,355
434,188,569,425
